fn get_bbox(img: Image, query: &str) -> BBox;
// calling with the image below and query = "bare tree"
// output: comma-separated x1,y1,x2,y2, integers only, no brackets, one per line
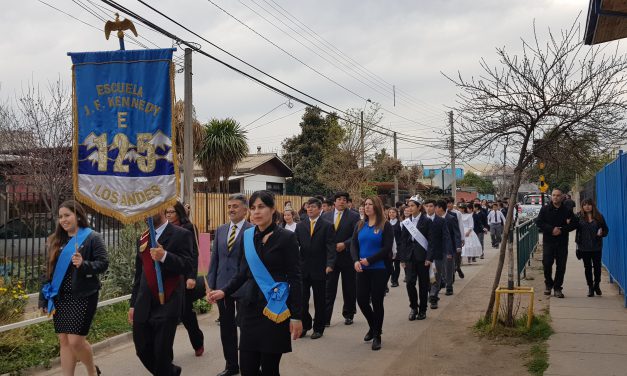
339,103,386,163
0,80,73,216
445,20,627,324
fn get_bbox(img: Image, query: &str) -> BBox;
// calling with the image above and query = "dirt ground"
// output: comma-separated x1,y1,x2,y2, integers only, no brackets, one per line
386,247,548,376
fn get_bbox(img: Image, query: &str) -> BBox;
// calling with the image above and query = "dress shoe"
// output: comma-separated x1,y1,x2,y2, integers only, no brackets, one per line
408,309,418,321
217,368,240,376
324,322,330,328
457,269,464,279
587,287,595,297
445,288,453,296
195,346,205,357
554,289,565,298
430,300,438,309
372,335,382,351
544,288,552,295
391,282,399,287
385,286,390,293
417,311,427,320
364,330,374,341
300,330,308,338
173,365,181,376
595,285,602,296
310,332,323,339
95,366,101,376
344,317,354,325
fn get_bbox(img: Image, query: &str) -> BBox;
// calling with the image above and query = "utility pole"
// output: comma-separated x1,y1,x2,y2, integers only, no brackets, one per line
393,85,396,107
393,131,399,203
449,111,456,201
183,48,194,216
360,110,365,168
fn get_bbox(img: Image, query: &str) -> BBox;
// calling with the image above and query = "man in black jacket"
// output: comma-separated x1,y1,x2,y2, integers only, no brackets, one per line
424,200,452,309
441,200,461,295
295,198,336,339
323,192,361,326
129,211,193,376
536,188,578,298
473,204,489,259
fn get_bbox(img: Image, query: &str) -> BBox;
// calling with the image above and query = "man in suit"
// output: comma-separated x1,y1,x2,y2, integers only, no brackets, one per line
206,194,252,376
400,196,432,321
323,191,361,326
295,198,336,339
443,199,462,293
473,203,489,259
447,198,465,279
424,200,452,309
129,210,193,376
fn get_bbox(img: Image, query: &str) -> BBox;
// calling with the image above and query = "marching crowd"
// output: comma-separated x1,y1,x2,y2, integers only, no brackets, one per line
38,187,609,376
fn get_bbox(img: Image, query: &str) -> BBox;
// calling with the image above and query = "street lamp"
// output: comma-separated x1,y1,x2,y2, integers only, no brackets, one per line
361,99,372,168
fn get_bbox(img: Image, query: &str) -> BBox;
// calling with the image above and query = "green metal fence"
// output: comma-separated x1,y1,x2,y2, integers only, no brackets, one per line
516,218,539,286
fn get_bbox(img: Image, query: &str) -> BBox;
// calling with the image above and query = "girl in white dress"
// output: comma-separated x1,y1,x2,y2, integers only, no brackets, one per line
461,205,483,262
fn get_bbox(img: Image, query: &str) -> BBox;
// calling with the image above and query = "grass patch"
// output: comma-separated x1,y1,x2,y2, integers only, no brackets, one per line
526,343,549,376
474,314,553,375
0,300,131,375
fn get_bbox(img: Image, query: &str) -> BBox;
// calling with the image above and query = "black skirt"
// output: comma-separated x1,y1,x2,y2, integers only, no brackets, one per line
52,268,98,336
239,298,291,354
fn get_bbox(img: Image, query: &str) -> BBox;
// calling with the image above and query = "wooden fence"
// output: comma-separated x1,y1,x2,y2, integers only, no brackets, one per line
190,191,310,233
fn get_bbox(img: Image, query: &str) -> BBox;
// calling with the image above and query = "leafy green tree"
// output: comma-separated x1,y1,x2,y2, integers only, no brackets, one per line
196,118,248,192
282,107,343,195
370,148,402,182
458,171,495,194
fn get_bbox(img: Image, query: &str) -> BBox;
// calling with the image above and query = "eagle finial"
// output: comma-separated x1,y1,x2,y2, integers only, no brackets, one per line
104,12,138,48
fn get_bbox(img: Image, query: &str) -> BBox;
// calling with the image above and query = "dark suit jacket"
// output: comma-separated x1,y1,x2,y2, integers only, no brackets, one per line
295,217,336,280
445,212,462,251
390,220,403,260
207,220,253,290
427,215,453,261
181,222,198,280
39,231,109,308
400,214,431,262
130,223,193,323
320,209,360,268
473,211,488,233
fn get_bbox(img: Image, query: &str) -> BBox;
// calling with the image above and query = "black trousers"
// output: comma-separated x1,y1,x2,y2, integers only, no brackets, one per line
218,296,239,371
181,288,204,350
582,251,602,287
356,268,388,335
302,276,326,333
389,260,401,284
240,350,282,376
133,318,179,376
455,251,462,273
404,261,430,313
543,242,569,290
325,259,357,322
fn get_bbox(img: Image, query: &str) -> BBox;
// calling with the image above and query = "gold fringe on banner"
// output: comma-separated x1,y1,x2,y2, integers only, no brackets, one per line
71,56,181,225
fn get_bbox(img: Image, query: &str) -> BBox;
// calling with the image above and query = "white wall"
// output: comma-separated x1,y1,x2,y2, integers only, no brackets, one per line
242,174,287,193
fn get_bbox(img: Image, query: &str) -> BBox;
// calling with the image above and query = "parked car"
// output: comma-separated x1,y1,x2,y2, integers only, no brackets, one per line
517,194,550,222
0,216,54,258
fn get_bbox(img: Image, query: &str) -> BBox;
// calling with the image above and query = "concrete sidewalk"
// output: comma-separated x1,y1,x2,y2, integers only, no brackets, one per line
546,239,627,376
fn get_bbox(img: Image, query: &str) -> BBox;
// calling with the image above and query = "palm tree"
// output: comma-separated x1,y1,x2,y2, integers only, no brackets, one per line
196,118,248,192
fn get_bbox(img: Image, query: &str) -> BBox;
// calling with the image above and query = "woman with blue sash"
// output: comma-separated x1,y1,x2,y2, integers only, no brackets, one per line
39,200,108,376
209,190,302,376
352,196,393,351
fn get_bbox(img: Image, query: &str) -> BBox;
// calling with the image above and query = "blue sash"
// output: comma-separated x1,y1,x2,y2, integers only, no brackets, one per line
42,227,93,316
243,227,291,323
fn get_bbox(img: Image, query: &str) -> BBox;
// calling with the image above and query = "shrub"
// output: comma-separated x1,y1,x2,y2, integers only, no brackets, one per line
0,279,29,325
100,223,145,299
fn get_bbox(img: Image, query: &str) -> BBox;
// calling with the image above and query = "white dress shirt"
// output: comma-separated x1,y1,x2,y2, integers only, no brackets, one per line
488,210,506,225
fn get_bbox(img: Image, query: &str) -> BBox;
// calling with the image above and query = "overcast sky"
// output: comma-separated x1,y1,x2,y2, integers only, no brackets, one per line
0,0,597,173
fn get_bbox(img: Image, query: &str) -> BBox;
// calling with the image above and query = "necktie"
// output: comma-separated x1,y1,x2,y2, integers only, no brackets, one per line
227,224,237,251
310,220,316,236
335,211,342,230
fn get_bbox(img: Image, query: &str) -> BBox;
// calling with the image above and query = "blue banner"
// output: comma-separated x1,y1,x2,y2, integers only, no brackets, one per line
69,48,179,223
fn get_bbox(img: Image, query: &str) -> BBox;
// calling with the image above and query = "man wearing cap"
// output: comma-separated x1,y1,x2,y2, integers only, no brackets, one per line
400,195,432,321
322,192,361,326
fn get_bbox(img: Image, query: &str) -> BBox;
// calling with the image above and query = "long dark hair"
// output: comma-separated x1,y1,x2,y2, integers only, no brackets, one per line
580,198,604,223
47,200,90,278
172,201,191,225
357,196,386,232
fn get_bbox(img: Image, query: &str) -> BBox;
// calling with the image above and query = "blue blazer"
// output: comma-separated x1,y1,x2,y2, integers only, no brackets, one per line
207,220,253,291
